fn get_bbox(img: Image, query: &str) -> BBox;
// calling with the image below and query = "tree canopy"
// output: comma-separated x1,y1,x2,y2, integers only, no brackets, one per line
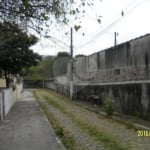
0,0,100,31
22,56,54,80
23,52,71,80
53,52,71,77
0,21,41,87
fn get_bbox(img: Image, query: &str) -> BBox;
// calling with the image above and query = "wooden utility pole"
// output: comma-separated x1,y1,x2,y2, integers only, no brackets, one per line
70,28,74,99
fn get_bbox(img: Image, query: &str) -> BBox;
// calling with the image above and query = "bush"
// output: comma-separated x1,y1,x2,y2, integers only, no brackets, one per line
55,127,64,137
103,98,114,116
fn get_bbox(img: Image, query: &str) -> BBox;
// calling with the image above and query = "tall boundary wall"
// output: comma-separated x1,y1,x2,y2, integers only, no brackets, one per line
23,34,150,119
70,34,150,119
73,83,150,119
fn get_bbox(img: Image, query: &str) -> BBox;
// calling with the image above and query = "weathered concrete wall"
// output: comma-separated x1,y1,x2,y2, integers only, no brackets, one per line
24,34,150,119
74,83,150,119
70,34,150,119
0,78,23,120
3,88,14,116
73,34,150,84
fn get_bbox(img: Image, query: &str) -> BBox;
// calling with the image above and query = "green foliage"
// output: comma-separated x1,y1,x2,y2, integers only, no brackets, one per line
55,127,64,137
53,52,71,77
97,19,101,24
23,56,54,80
0,21,40,87
74,25,81,31
75,54,86,58
36,89,129,150
34,91,77,150
56,52,71,58
0,0,101,32
103,98,115,116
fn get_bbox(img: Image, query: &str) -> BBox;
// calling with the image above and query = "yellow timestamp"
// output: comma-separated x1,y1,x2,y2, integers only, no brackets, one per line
137,130,150,137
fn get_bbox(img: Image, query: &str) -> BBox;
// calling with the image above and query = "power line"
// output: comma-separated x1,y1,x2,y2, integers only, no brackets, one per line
38,34,69,51
76,0,143,49
75,0,143,50
44,35,69,48
81,0,137,40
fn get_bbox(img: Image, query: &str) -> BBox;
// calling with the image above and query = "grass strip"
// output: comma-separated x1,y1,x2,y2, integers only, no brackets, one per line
41,89,140,131
38,90,130,150
33,91,78,150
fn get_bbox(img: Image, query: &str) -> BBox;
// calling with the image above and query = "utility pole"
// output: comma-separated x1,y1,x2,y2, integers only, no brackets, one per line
70,27,74,99
114,32,118,46
70,28,73,58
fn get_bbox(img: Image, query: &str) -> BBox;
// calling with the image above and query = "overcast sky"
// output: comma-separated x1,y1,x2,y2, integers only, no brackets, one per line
31,0,150,56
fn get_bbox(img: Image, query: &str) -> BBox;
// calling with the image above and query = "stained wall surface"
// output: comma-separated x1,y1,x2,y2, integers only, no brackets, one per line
69,34,150,119
73,34,150,84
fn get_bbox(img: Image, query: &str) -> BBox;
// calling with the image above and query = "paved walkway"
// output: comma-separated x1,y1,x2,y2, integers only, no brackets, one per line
0,89,66,150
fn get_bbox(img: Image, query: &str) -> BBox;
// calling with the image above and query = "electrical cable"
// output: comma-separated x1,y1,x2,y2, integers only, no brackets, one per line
75,0,143,50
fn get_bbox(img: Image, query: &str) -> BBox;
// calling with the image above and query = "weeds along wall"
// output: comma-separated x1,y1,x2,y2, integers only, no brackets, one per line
74,83,150,119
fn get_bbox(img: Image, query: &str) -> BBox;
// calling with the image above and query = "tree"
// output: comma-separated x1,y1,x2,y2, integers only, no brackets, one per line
53,52,71,77
23,56,54,80
56,52,71,58
0,0,100,32
40,56,54,79
24,52,71,79
75,54,86,58
0,22,41,87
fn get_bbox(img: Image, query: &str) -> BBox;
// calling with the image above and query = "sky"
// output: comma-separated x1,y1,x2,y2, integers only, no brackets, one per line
31,0,150,56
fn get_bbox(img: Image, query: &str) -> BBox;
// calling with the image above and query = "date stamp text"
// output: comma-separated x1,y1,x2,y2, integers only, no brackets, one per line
137,130,150,137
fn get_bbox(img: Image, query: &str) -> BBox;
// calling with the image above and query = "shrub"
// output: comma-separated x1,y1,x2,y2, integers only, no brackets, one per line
103,98,114,116
55,127,64,137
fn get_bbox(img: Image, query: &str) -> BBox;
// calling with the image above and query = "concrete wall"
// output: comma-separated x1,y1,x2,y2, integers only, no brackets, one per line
23,34,150,119
0,88,14,119
3,88,14,116
69,34,150,119
0,79,23,120
73,34,150,84
74,83,150,119
0,78,6,88
13,82,23,101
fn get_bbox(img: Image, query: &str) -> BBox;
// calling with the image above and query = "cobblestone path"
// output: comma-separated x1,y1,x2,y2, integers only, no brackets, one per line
34,89,150,150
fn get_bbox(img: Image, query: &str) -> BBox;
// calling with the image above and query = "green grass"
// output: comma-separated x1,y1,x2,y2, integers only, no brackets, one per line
33,91,78,150
42,89,139,131
36,89,130,150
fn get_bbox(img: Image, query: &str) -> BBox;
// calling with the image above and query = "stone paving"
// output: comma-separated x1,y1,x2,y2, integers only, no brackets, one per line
36,89,150,150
